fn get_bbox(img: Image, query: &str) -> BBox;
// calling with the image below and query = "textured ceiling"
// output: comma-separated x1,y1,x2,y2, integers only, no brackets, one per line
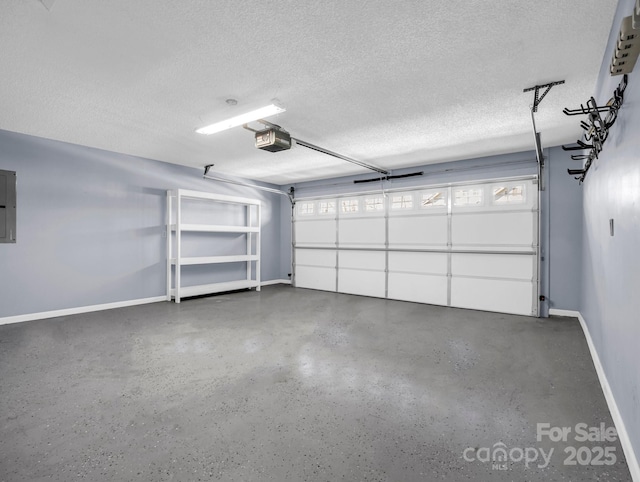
0,0,618,184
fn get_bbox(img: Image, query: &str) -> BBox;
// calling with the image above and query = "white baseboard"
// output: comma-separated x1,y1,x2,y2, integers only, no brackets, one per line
577,312,640,481
0,296,166,326
549,308,580,318
260,279,292,286
0,283,294,325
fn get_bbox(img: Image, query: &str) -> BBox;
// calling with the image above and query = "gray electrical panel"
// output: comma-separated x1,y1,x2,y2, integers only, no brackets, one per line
0,169,16,243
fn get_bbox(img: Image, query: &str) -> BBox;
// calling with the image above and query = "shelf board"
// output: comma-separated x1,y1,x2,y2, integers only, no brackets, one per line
171,280,260,298
171,224,259,233
171,255,259,265
170,189,261,206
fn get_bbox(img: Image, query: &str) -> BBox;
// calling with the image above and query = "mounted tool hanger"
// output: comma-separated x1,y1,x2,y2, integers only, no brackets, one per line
562,86,625,117
562,140,594,151
561,74,628,183
563,103,610,116
567,168,587,178
570,152,595,161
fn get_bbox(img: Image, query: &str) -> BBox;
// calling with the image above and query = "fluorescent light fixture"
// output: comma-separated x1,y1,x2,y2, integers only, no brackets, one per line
196,103,285,135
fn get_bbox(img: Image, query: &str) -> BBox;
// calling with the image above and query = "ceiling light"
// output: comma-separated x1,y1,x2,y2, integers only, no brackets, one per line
196,103,285,135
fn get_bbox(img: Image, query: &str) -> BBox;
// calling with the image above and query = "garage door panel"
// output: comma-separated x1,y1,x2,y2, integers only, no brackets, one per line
388,251,448,275
451,211,535,247
296,266,336,292
338,250,385,270
451,253,534,280
338,250,385,297
388,215,448,247
338,269,386,298
339,217,385,247
388,273,448,305
295,248,336,268
294,248,336,291
451,277,534,315
295,219,336,247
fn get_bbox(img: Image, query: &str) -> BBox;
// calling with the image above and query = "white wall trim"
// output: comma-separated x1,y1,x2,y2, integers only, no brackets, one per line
577,312,640,482
0,296,166,326
261,279,292,286
0,283,294,326
549,308,580,317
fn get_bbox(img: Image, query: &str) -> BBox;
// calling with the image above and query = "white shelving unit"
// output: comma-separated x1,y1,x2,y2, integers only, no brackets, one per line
166,189,261,303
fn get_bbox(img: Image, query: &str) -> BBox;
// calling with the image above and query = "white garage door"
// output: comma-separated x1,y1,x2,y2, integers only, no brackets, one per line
293,177,539,316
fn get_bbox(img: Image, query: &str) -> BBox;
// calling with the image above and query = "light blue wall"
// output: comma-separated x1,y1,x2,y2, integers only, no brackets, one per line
0,129,284,318
280,147,584,315
548,147,584,311
581,0,640,465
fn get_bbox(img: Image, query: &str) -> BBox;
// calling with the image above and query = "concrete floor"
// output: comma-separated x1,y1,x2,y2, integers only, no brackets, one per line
0,285,631,481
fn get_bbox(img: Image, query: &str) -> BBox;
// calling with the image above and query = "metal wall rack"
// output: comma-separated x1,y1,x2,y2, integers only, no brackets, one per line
562,74,628,183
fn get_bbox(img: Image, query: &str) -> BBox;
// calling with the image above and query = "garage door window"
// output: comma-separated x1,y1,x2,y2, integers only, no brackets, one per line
297,202,315,216
492,185,525,205
421,191,446,208
391,194,413,210
364,197,384,212
318,201,336,215
453,188,483,207
341,199,359,214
